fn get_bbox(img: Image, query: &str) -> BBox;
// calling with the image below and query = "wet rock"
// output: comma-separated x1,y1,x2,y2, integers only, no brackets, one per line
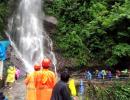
55,52,75,71
6,45,26,76
44,16,58,34
48,0,53,2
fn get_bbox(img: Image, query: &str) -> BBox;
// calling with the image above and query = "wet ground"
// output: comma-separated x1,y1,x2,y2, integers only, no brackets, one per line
0,79,26,100
0,76,129,100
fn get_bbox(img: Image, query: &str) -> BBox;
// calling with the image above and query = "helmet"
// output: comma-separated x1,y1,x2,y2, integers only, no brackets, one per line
42,58,51,69
34,64,41,71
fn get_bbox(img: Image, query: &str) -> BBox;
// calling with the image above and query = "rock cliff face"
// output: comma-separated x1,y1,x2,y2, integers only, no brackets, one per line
6,0,73,73
6,15,58,73
6,45,26,76
5,0,57,74
44,16,58,34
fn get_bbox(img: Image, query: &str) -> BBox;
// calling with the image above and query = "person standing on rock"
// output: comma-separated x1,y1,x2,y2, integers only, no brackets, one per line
24,64,41,100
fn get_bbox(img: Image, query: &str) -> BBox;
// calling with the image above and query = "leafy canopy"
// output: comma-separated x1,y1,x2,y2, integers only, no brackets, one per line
45,0,130,67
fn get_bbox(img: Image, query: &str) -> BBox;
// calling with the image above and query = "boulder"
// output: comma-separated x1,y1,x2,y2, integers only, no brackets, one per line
44,16,58,33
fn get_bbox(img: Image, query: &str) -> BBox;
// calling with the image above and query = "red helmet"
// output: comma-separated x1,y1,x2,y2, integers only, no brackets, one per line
42,58,51,69
34,64,41,71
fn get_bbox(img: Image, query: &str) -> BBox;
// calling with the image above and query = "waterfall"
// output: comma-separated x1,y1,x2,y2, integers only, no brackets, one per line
7,0,57,73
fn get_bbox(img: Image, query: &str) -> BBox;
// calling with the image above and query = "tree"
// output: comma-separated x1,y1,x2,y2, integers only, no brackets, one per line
45,0,130,67
0,0,9,39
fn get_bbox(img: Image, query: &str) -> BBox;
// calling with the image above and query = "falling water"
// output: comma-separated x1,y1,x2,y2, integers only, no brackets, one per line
7,0,57,73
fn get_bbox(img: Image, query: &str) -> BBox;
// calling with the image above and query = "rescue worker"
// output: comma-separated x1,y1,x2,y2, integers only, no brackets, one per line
24,64,41,100
5,66,16,88
38,58,56,100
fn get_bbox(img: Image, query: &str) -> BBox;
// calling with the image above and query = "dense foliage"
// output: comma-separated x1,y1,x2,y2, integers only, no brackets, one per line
0,0,130,67
86,81,130,100
45,0,130,67
106,82,130,100
0,0,9,39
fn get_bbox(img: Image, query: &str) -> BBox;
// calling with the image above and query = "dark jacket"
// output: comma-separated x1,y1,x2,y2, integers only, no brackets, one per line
0,92,8,100
51,81,72,100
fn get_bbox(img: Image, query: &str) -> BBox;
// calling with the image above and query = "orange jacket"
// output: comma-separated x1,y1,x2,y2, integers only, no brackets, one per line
25,69,56,100
36,69,56,100
25,71,42,100
24,72,37,100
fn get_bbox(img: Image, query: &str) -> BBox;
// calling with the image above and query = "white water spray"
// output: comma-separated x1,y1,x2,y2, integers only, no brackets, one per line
7,0,57,73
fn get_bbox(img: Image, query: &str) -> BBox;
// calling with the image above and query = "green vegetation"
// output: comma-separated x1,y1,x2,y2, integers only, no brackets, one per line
0,0,9,39
45,0,130,67
0,0,130,67
85,81,130,100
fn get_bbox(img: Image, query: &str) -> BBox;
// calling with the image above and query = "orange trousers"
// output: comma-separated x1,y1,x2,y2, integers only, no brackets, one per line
26,88,36,100
36,88,52,100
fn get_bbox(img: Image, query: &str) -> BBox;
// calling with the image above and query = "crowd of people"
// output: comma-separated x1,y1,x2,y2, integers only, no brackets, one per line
1,58,129,100
0,58,78,100
24,58,78,100
85,69,129,80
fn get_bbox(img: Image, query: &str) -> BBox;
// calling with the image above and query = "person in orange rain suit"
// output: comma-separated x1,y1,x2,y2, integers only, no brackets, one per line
37,58,56,100
24,64,41,100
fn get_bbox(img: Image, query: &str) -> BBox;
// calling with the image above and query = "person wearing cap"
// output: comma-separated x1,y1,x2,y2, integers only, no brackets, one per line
37,58,56,100
24,64,41,100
